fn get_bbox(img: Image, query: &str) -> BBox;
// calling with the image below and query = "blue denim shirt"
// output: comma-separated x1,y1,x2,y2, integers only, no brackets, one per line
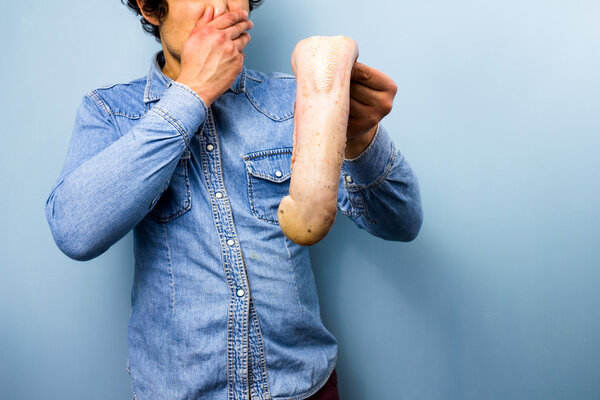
45,51,422,400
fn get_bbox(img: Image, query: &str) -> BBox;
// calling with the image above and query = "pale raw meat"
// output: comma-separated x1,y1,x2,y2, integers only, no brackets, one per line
278,36,359,246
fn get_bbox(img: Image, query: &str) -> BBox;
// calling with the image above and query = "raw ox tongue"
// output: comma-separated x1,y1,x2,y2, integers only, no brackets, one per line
278,36,359,246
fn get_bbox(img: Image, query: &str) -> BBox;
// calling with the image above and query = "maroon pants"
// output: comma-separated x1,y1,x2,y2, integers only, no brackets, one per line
247,369,339,400
305,368,339,400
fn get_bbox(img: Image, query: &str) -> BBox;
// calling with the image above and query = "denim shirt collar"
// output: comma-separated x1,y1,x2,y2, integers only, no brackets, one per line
144,50,247,103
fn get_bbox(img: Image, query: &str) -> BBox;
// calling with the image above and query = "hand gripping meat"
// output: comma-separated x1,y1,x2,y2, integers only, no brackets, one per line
277,36,359,246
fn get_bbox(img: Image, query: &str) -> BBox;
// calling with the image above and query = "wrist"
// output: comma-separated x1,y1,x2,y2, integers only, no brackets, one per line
175,79,214,107
345,124,378,159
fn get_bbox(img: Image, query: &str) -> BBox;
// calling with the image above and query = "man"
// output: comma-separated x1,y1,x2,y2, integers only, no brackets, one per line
44,0,423,399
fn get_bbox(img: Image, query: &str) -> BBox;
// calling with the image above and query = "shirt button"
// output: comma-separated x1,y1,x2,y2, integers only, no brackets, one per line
206,144,214,152
345,175,353,184
274,170,283,178
215,191,223,199
227,239,235,247
236,288,245,297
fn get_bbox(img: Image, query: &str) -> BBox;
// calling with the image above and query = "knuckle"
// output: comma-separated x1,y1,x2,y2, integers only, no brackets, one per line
216,31,227,42
384,101,393,114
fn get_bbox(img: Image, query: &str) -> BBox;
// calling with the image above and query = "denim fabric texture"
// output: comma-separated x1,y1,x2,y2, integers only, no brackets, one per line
45,51,423,400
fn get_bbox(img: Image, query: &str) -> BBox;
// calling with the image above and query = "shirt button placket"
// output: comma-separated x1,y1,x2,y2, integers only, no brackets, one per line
202,110,251,398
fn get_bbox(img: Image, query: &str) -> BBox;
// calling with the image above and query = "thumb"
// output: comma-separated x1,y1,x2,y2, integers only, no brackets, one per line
351,61,362,80
201,5,214,24
189,6,213,36
351,61,371,82
213,0,228,17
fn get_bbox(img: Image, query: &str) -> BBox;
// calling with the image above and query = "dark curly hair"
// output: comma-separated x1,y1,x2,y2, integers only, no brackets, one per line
122,0,263,43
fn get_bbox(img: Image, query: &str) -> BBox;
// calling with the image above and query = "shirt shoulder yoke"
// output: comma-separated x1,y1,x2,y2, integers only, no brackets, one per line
244,68,296,121
87,76,148,119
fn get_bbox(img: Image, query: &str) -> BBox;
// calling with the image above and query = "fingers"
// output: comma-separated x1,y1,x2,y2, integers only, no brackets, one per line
350,80,385,106
225,19,253,39
232,32,251,51
349,96,372,119
191,6,251,50
194,5,214,28
351,62,369,81
349,85,393,120
348,97,381,129
210,9,250,30
351,62,395,92
213,0,228,17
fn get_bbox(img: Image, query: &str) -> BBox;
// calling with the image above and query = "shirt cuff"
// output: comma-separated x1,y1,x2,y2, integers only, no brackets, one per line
341,123,395,186
149,81,208,145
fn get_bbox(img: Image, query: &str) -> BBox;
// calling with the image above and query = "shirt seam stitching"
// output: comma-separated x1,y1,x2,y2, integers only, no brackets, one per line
87,90,113,116
149,105,190,147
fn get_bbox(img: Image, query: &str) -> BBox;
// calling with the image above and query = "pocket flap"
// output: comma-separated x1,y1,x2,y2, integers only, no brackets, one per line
243,148,293,183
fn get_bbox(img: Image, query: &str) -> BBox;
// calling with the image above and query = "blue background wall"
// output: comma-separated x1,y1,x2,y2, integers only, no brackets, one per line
1,1,599,399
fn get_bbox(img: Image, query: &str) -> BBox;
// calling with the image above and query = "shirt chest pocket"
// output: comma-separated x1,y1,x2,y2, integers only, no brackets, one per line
148,148,192,223
242,148,293,224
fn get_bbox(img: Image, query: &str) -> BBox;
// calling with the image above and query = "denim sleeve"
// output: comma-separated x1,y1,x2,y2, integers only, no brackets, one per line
45,82,208,261
337,123,423,241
